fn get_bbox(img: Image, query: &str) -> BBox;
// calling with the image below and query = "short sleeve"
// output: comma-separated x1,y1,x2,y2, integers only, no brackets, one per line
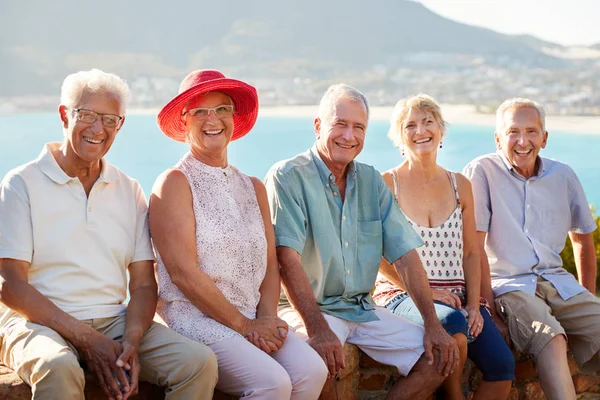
377,173,423,263
566,167,596,234
0,173,33,262
132,180,155,263
463,161,491,233
264,168,306,254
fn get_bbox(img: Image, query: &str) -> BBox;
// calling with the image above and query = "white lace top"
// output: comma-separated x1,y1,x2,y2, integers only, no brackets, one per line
155,152,267,344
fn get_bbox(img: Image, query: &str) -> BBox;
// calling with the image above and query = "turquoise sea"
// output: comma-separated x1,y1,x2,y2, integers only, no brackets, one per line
1,113,599,209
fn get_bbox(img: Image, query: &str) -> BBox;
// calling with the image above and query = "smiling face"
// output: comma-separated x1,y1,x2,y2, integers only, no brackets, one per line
59,89,123,166
184,91,234,156
401,107,443,159
495,106,548,179
314,97,367,175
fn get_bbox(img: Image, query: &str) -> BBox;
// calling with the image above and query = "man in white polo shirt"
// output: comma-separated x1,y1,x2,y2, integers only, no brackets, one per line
0,69,217,400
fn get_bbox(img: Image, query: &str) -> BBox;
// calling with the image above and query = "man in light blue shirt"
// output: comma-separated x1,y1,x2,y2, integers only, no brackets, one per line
265,84,458,399
464,98,599,400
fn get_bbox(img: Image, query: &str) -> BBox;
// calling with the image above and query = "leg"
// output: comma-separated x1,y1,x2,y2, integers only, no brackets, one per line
209,336,293,399
97,316,218,400
271,330,328,399
0,317,84,400
442,333,467,400
542,280,600,373
537,335,576,400
348,307,444,400
467,307,514,400
496,289,573,400
388,295,470,400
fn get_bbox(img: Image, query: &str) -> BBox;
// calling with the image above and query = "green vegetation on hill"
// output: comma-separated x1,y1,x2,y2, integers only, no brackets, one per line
561,206,600,292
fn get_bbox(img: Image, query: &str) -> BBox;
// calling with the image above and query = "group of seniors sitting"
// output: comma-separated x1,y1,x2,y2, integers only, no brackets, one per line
0,68,597,400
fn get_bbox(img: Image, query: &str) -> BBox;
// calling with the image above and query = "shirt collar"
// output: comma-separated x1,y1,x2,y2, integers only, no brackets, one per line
496,149,545,179
37,142,117,185
309,144,357,185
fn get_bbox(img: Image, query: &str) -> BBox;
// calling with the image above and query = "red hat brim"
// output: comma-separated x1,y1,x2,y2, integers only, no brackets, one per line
157,78,258,143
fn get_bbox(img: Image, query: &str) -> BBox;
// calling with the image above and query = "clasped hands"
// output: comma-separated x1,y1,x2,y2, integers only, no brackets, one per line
244,316,289,354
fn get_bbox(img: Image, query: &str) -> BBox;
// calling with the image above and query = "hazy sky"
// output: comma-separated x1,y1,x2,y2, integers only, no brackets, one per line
415,0,600,46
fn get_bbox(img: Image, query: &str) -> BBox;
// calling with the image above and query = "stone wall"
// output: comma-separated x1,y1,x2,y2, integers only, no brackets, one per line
2,344,600,399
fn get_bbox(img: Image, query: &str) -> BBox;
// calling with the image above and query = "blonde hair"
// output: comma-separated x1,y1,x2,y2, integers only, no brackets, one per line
495,97,546,133
388,94,446,148
60,69,131,114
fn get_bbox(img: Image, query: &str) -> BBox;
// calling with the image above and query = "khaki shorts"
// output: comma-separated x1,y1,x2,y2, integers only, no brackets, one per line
495,277,600,372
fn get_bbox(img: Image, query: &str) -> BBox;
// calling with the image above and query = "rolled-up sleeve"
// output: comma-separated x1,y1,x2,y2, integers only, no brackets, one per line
0,173,33,262
378,174,423,263
264,168,306,254
463,161,492,233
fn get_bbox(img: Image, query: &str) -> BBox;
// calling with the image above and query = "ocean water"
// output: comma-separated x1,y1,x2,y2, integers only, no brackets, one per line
1,113,599,209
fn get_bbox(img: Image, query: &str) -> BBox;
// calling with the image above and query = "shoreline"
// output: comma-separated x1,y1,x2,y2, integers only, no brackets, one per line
128,104,600,135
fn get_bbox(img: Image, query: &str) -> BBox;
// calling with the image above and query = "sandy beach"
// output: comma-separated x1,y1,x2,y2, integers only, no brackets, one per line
128,104,600,135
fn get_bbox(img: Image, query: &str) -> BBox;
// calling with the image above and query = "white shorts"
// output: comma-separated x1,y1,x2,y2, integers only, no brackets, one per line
279,306,425,376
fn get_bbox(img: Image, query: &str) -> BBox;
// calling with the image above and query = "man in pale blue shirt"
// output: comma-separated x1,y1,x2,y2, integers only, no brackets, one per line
463,98,599,400
265,84,458,399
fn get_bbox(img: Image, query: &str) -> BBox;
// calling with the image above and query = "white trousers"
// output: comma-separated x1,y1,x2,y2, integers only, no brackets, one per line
208,330,328,399
280,306,425,376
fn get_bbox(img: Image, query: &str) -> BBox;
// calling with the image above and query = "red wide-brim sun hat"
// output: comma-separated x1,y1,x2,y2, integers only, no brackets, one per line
157,69,258,142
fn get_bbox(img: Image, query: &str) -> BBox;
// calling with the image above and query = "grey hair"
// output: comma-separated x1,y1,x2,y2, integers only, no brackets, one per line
317,83,369,121
60,69,131,114
496,98,546,133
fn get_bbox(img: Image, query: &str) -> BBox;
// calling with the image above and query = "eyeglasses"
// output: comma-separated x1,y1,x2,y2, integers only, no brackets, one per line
72,108,123,128
183,104,235,119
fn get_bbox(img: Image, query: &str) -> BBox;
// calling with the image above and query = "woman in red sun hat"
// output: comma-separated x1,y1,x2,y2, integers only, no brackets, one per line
149,70,327,399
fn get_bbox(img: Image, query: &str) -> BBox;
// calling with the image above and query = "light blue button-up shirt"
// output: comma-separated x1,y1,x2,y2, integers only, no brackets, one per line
265,146,423,322
463,151,596,299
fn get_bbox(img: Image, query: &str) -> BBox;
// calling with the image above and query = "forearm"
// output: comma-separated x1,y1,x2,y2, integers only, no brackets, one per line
124,285,158,343
256,264,281,318
277,247,328,336
479,252,498,315
1,280,95,347
572,234,597,293
462,252,481,308
172,267,249,334
378,257,406,289
395,250,440,328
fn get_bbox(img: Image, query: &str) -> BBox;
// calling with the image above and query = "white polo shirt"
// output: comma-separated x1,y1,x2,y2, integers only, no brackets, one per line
0,143,155,324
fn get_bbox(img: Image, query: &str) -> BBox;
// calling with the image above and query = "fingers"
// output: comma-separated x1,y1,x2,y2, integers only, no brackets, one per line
114,367,130,395
278,327,288,340
437,343,450,376
322,349,337,377
423,340,434,366
449,293,461,309
333,342,345,372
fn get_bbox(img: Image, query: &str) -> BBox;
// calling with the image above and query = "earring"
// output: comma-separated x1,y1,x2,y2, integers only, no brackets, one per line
401,148,405,156
439,141,443,149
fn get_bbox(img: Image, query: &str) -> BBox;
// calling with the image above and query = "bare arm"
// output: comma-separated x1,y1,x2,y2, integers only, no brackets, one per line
394,250,459,376
0,258,129,398
569,231,597,294
114,260,158,397
456,174,484,336
277,246,344,376
251,177,281,318
476,232,497,315
149,170,286,343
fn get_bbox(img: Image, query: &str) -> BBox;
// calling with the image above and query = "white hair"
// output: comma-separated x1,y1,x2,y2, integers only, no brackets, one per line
60,69,131,114
317,83,369,121
496,97,546,133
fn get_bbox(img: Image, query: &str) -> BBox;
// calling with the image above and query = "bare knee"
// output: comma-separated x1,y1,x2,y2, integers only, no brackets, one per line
411,355,445,386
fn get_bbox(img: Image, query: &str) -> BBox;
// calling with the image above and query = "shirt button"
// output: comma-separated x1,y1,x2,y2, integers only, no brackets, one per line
525,229,529,233
333,192,338,196
342,215,347,221
527,204,530,208
88,206,92,212
347,270,350,275
345,242,349,247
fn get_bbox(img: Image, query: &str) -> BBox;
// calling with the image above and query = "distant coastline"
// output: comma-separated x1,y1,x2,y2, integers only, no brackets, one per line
128,104,600,135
